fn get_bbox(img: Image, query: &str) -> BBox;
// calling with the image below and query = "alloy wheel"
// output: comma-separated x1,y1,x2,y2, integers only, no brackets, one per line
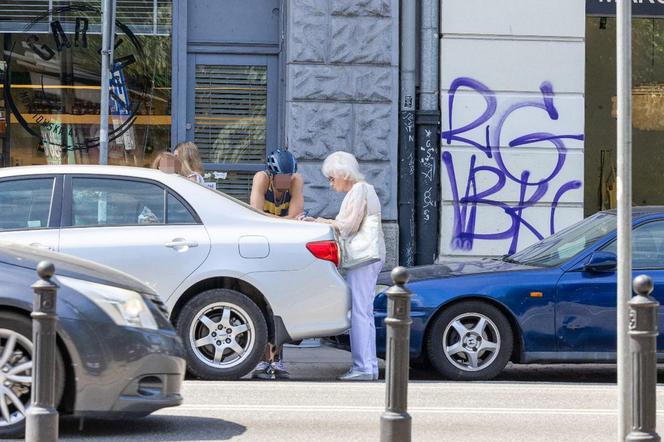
442,312,500,372
0,329,32,428
189,302,255,369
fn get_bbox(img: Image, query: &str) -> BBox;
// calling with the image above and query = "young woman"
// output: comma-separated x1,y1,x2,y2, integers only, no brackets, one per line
174,141,205,184
248,148,304,379
250,148,304,219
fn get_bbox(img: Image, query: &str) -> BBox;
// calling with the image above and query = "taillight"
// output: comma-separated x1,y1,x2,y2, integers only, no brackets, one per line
306,240,340,267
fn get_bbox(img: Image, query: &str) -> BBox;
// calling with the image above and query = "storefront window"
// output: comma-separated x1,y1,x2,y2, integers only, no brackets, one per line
0,1,172,168
586,16,664,215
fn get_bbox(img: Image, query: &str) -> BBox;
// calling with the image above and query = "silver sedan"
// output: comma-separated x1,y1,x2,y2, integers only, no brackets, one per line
0,165,350,380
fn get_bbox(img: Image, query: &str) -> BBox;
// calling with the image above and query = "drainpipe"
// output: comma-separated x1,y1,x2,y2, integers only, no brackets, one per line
398,0,416,267
414,0,440,265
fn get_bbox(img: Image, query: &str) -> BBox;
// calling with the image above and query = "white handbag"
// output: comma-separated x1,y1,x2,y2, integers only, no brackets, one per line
341,213,383,270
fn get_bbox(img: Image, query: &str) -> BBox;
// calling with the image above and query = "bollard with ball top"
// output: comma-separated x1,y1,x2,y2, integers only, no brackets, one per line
380,266,413,442
25,261,59,442
626,274,660,442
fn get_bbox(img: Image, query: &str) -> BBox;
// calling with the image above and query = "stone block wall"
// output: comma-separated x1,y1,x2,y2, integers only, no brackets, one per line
286,0,399,267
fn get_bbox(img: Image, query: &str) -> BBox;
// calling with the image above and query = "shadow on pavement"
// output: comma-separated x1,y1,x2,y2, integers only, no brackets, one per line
59,415,246,441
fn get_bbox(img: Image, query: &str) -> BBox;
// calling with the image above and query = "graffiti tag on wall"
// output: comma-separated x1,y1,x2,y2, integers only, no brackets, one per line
440,77,584,255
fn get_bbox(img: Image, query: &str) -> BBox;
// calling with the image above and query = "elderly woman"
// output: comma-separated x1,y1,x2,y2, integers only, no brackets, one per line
304,151,385,381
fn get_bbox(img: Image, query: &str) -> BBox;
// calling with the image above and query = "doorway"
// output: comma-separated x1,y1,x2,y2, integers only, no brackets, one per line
186,53,278,201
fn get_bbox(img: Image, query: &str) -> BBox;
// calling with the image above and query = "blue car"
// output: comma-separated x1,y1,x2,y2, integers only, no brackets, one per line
374,208,664,381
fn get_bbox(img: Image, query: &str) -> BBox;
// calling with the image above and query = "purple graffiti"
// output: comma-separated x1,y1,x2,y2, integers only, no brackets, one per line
441,78,584,254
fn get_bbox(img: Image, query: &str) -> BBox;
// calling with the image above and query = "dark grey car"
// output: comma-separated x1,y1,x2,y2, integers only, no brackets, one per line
0,242,186,438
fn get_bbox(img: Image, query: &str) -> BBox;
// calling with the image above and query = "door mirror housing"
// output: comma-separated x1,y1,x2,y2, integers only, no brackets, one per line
583,251,617,273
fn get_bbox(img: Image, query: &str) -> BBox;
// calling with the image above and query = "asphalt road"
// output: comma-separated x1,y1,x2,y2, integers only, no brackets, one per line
58,366,664,442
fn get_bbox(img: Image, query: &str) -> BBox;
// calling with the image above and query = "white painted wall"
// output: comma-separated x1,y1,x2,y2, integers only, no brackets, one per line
439,0,586,258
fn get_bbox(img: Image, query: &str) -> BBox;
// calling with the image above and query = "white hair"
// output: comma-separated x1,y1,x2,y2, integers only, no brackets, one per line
321,151,365,181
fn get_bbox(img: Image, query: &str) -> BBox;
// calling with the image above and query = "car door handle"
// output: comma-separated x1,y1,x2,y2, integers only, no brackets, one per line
164,239,199,249
29,242,54,251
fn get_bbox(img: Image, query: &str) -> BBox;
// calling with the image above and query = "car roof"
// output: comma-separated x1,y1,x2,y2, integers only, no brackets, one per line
603,206,664,217
0,164,168,179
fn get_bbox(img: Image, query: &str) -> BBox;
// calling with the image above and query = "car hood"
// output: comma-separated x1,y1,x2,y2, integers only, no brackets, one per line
376,258,538,285
0,241,155,295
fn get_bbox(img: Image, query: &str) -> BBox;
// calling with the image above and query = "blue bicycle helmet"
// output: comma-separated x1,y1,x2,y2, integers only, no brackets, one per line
266,149,297,175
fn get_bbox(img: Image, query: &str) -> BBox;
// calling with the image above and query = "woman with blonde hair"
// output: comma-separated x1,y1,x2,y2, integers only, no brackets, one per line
174,141,205,184
301,151,385,381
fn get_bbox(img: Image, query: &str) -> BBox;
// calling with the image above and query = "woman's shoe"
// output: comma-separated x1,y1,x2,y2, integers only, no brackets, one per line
337,370,374,381
271,361,290,380
252,361,275,380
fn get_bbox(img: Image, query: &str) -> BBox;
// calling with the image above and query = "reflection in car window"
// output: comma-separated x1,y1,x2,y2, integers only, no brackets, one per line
0,178,54,230
72,178,165,226
167,193,197,224
602,220,664,269
509,212,617,267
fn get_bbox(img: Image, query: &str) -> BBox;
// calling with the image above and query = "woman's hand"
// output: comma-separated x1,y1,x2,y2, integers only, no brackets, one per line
296,212,316,222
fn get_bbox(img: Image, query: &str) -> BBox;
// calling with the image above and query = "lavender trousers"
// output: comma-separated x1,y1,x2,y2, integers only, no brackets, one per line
346,260,384,374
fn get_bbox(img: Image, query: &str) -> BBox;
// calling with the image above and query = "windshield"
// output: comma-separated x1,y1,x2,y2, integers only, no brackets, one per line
508,212,617,267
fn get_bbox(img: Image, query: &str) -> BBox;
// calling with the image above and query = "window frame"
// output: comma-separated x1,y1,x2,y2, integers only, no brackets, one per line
0,174,63,232
600,218,664,271
166,191,198,224
61,174,202,229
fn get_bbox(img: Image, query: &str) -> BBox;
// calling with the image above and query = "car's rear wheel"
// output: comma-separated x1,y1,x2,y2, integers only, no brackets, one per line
177,289,268,380
0,312,64,439
426,301,513,381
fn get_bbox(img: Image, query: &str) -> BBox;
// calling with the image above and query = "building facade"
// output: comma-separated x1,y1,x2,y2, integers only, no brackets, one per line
2,0,664,266
438,0,586,259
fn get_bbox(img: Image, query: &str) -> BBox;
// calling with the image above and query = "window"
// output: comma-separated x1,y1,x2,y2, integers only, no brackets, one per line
0,178,54,230
191,55,277,203
508,212,617,267
603,220,664,269
167,193,197,224
0,3,173,169
72,178,164,226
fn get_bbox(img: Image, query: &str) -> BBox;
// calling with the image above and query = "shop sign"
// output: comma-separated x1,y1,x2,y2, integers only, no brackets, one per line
3,4,148,152
587,0,664,16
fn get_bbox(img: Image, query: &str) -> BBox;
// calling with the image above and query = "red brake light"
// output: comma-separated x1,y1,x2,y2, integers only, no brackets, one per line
306,241,340,267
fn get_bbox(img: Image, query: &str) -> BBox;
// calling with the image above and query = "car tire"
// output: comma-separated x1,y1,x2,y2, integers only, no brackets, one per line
0,311,65,439
426,301,513,381
177,289,268,380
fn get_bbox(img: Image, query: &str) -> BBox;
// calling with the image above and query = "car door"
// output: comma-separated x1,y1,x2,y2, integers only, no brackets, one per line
0,175,62,251
556,219,664,354
58,175,211,298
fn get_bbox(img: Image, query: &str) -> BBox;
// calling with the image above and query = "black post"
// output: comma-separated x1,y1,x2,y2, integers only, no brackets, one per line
626,274,660,442
2,33,11,167
414,110,440,265
399,110,416,267
25,261,59,442
380,267,413,442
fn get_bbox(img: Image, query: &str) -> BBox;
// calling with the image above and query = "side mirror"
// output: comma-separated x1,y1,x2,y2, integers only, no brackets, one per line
583,251,617,273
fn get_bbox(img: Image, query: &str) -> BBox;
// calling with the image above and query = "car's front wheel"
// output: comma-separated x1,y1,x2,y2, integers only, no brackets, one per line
426,301,513,381
0,311,65,439
177,289,268,380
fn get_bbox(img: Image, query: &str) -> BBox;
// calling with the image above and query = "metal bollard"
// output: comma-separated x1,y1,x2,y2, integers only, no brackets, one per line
380,267,413,442
25,261,59,442
626,274,660,442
